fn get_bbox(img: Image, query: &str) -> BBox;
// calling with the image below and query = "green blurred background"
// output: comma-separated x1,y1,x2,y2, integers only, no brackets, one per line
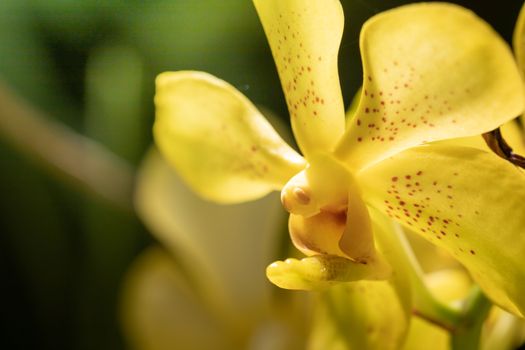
0,1,522,349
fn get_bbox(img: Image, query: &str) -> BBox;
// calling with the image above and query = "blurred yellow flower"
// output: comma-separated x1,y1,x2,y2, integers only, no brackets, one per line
122,149,311,349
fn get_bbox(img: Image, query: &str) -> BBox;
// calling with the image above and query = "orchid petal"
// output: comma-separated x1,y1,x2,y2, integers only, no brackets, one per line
514,2,525,134
134,149,287,329
437,120,525,155
122,246,311,349
513,1,525,77
154,71,305,204
253,0,345,156
358,144,525,316
121,247,233,350
336,3,524,170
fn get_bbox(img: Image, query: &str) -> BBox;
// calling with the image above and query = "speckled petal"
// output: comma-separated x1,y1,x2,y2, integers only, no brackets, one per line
336,3,524,170
253,0,345,156
437,120,525,155
154,71,305,203
358,144,525,317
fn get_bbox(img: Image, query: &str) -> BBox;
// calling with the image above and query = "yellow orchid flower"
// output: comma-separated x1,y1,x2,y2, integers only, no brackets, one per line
154,0,525,320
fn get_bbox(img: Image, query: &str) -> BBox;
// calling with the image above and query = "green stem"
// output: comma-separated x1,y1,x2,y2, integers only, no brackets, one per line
451,286,491,350
390,223,462,331
391,223,493,347
0,81,134,211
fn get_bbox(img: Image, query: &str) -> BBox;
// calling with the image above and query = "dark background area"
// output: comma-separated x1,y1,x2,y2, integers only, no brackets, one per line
0,1,522,349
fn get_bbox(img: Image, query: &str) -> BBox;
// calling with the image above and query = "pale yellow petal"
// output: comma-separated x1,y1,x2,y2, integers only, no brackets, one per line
122,249,309,350
154,71,305,204
134,149,287,331
121,247,233,350
336,3,524,170
253,0,345,156
436,120,525,155
501,120,525,155
358,144,525,316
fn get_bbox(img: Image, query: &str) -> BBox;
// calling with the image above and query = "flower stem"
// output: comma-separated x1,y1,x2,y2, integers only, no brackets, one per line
451,286,491,350
391,223,462,330
0,81,134,211
391,223,493,347
483,127,525,168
